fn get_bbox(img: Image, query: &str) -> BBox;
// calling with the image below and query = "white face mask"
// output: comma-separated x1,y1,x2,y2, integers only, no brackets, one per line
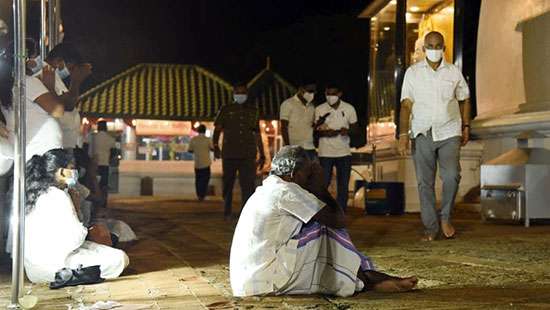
425,49,443,62
234,94,247,104
302,92,314,103
56,66,70,80
64,169,79,188
28,56,43,75
326,95,339,106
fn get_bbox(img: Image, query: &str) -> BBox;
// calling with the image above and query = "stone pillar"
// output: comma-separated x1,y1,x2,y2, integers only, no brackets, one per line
518,11,550,113
122,125,137,160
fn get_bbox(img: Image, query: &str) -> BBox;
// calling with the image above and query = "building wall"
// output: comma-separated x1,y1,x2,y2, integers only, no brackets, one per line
476,0,550,118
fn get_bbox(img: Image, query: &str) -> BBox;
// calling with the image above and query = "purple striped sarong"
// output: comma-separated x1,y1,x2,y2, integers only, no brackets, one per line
294,221,375,272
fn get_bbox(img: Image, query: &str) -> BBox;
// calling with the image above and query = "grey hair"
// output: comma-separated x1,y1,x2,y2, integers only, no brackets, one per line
270,145,309,177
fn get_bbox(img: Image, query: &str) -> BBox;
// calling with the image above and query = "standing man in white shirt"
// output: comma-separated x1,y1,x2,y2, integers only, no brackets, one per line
397,31,471,241
280,81,317,160
188,124,214,201
92,121,116,206
314,84,358,212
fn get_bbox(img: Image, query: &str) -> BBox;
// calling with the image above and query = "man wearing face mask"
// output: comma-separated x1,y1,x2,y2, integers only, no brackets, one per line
280,81,317,160
314,84,358,212
213,82,266,220
45,44,92,149
397,31,471,241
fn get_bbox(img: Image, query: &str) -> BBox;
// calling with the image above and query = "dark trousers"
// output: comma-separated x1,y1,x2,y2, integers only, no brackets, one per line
98,165,109,207
98,165,110,189
222,158,256,216
304,149,318,162
195,166,211,200
319,156,352,211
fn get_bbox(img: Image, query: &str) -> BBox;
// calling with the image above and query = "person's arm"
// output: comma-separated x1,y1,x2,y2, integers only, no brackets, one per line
255,121,266,169
281,120,290,145
397,68,415,156
340,105,359,136
310,189,345,229
212,107,225,159
212,125,222,159
457,72,471,146
188,139,194,153
305,161,345,228
279,101,291,145
30,73,65,118
397,99,413,156
58,63,92,111
34,92,65,118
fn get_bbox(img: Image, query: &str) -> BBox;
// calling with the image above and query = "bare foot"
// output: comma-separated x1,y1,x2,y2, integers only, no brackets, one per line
441,221,455,238
373,276,418,293
421,234,436,242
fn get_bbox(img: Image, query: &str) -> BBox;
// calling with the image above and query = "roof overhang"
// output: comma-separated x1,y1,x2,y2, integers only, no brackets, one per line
358,0,391,18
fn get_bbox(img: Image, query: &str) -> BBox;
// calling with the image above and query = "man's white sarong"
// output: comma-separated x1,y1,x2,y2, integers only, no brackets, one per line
230,175,374,297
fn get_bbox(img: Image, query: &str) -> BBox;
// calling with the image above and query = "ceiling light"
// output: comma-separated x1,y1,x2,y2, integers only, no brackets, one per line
410,6,420,12
384,26,391,31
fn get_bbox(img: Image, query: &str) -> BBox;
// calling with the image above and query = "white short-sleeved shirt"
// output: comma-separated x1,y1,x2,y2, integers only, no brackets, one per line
279,95,315,150
314,101,358,158
1,76,63,161
92,131,116,166
230,175,324,297
401,59,470,142
188,134,213,169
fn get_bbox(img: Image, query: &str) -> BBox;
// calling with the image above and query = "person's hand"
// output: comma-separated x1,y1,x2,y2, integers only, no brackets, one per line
306,162,327,197
340,128,349,136
213,145,221,159
87,223,112,246
322,129,338,137
40,65,56,92
257,156,266,170
398,135,410,156
0,123,9,139
461,126,470,146
70,63,93,83
68,187,81,214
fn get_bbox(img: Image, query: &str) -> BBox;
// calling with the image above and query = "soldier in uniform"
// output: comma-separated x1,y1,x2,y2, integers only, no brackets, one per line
213,82,266,220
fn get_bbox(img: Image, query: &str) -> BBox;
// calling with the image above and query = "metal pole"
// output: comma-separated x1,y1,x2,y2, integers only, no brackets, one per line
54,0,62,44
48,0,56,49
40,0,47,59
8,0,27,308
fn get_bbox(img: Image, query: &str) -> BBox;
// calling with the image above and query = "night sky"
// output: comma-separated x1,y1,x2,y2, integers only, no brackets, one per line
18,0,374,120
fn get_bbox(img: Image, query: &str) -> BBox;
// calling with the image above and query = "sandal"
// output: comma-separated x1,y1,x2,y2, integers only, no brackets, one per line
49,265,104,289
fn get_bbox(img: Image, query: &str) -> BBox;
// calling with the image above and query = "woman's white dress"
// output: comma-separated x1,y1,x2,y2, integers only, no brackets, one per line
24,187,129,283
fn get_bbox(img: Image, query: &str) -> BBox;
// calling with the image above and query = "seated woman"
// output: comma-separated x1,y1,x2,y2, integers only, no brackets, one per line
24,149,129,283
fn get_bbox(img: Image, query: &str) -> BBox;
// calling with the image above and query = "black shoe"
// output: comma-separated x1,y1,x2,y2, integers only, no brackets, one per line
49,265,104,289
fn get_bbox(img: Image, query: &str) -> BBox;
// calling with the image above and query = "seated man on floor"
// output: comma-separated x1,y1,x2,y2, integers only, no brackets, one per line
230,145,417,297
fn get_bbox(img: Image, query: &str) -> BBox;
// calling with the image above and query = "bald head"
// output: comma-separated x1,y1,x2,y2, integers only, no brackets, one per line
424,31,445,50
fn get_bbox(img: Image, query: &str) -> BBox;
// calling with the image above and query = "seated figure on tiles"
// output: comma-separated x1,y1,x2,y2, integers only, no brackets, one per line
24,149,129,283
229,145,418,297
